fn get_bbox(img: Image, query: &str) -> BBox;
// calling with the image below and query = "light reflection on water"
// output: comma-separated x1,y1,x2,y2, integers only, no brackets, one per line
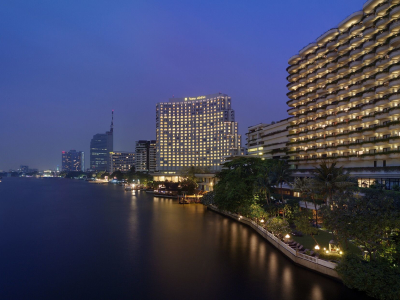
0,178,371,300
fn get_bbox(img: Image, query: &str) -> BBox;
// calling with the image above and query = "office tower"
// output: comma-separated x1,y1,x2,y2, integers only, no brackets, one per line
156,93,241,173
135,140,156,173
62,150,85,172
90,111,114,172
109,151,135,173
287,0,400,189
247,119,290,160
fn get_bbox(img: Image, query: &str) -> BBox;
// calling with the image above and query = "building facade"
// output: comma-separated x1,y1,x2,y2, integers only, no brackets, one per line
108,151,135,173
286,0,400,189
155,93,241,174
62,150,85,172
90,111,114,172
135,140,156,173
247,119,290,160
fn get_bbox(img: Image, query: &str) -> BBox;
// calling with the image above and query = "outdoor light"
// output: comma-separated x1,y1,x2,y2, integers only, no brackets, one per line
323,247,326,251
315,245,320,250
260,219,265,223
326,250,329,254
285,234,290,239
339,251,343,255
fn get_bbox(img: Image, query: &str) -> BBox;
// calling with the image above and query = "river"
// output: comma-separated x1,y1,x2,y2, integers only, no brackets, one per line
0,178,370,299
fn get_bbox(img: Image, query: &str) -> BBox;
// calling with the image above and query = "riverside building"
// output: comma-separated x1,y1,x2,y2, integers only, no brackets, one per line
135,140,156,173
62,150,85,172
247,119,290,160
286,0,400,189
108,151,135,173
155,93,241,176
90,111,114,172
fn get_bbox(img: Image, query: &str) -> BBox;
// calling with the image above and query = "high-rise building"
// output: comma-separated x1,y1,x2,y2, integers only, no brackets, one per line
286,0,400,189
90,111,114,172
156,93,241,174
135,140,156,173
62,150,85,172
109,151,135,173
247,119,290,160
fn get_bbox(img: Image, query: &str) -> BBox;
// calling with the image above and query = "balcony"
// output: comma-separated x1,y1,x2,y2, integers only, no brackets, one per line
326,41,338,51
350,36,364,48
375,72,389,82
350,24,364,36
390,20,400,34
363,78,375,88
362,14,376,27
350,60,362,70
389,107,400,116
363,27,377,39
299,43,318,57
317,28,339,46
337,32,349,43
389,78,400,89
390,36,400,49
288,54,301,65
349,131,362,138
391,6,400,20
338,44,349,55
376,3,390,16
376,31,390,43
376,45,390,56
375,98,389,107
362,39,377,52
376,17,390,30
338,11,364,32
363,128,375,135
338,67,349,75
375,86,389,94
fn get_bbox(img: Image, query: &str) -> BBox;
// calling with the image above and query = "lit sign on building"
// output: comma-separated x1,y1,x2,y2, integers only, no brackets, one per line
184,96,206,101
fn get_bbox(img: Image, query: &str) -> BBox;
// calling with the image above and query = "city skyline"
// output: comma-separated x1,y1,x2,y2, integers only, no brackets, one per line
0,0,366,170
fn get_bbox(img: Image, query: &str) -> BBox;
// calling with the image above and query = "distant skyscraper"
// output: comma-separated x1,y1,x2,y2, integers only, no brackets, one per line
156,93,241,173
90,111,114,172
109,151,135,173
62,150,85,172
135,140,156,173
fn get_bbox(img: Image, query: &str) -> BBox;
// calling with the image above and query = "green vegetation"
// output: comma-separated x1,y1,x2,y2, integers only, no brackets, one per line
321,190,400,300
210,158,400,299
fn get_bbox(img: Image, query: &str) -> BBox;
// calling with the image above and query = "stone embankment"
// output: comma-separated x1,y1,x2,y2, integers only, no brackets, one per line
207,205,340,280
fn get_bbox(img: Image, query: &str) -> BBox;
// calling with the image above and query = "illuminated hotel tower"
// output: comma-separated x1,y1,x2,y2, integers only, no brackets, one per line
156,93,241,173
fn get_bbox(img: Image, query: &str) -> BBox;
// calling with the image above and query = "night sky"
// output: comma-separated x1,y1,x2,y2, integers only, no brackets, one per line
0,0,366,171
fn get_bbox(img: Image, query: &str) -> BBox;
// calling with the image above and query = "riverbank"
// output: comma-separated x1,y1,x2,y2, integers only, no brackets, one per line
207,205,340,280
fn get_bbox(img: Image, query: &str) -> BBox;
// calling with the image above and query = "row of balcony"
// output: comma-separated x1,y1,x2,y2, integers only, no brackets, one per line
289,135,400,154
288,57,400,101
290,89,400,123
287,2,400,71
288,120,400,146
289,150,400,164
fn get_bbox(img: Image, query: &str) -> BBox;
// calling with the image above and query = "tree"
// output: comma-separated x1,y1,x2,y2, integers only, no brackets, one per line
336,253,400,300
214,157,265,214
294,210,319,246
266,217,290,237
321,190,400,261
312,161,354,204
272,161,291,201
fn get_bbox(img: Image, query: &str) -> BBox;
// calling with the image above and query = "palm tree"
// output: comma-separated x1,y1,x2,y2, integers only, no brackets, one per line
312,161,354,204
273,161,292,201
254,170,273,204
291,177,314,209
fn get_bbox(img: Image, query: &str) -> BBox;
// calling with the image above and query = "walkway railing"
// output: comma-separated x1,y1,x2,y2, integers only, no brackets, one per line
208,205,338,272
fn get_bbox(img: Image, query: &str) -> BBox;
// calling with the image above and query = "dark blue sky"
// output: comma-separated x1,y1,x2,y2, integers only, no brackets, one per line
0,0,366,171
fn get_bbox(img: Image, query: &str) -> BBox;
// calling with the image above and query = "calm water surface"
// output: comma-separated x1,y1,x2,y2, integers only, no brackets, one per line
0,178,370,300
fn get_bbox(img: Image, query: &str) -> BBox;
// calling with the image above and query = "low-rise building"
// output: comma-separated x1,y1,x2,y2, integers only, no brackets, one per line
109,151,135,173
246,119,290,160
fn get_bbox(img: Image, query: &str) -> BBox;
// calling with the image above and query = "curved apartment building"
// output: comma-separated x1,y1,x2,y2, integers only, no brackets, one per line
287,0,400,188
